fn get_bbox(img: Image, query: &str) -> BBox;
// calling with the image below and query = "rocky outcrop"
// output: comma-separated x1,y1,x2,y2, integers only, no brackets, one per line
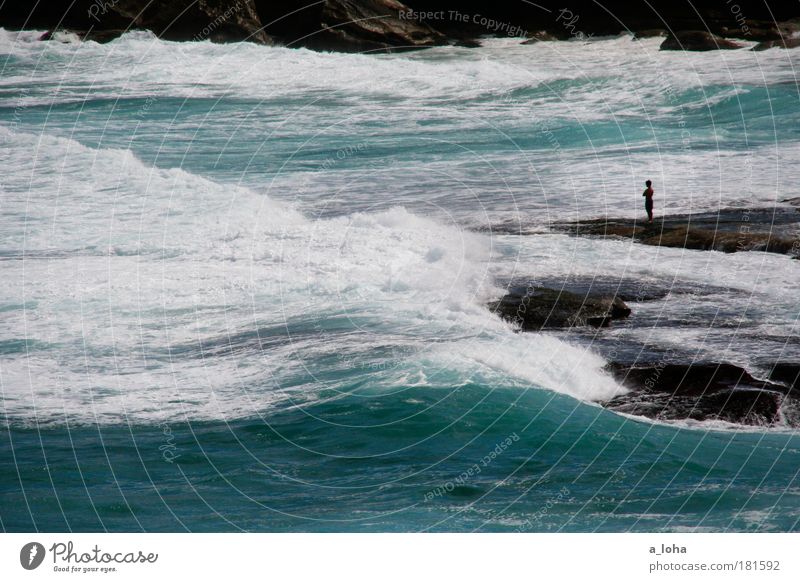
111,0,272,43
605,363,796,427
769,364,800,390
400,1,800,41
489,287,631,330
19,0,272,44
503,275,800,427
17,0,449,51
558,207,800,257
745,19,800,48
753,38,800,51
38,28,132,43
6,1,800,52
300,0,447,52
521,31,559,44
636,225,794,254
660,30,744,51
491,277,799,427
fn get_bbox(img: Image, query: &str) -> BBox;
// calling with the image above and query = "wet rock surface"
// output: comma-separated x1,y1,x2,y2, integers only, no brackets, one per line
605,363,796,427
298,0,448,52
556,207,800,257
660,30,744,51
490,277,799,428
6,1,800,52
753,37,800,50
489,286,631,330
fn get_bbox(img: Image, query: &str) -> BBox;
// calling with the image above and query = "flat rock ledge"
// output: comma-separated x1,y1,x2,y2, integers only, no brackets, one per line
557,208,800,257
489,287,631,331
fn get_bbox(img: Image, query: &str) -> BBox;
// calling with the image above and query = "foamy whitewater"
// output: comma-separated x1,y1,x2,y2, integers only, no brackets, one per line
1,30,799,532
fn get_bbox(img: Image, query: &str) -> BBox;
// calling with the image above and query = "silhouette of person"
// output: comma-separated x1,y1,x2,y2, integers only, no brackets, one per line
642,180,654,223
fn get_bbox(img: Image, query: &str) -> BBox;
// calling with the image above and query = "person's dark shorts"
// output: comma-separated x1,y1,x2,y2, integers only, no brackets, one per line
645,199,653,210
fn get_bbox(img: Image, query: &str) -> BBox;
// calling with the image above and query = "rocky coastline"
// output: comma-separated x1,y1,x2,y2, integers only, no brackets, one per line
2,1,800,52
557,207,800,258
488,278,799,428
489,200,799,428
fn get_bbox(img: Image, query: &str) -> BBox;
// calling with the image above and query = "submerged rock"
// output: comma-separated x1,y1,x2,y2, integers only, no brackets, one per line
660,31,744,51
605,363,794,427
489,287,631,330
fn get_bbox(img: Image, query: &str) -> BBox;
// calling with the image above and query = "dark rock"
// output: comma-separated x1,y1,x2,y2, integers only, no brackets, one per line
111,0,272,43
6,1,800,50
746,18,800,45
557,208,800,257
769,364,800,390
605,362,793,426
1,1,130,31
39,29,127,43
37,30,81,43
491,275,762,368
454,38,482,48
489,287,631,331
255,0,450,51
9,0,272,44
609,363,774,396
400,2,800,42
638,226,795,254
660,30,744,51
727,26,780,42
521,31,559,44
753,37,800,51
499,275,725,304
297,0,447,52
82,29,129,43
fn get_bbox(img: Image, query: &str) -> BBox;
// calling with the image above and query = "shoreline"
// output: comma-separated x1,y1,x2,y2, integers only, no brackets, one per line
2,1,800,53
556,206,800,257
489,276,800,428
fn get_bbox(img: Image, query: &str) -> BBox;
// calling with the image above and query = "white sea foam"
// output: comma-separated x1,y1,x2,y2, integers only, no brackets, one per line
0,126,630,425
2,28,796,107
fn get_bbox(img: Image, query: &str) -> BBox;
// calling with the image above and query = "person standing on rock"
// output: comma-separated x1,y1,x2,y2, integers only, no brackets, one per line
642,180,654,223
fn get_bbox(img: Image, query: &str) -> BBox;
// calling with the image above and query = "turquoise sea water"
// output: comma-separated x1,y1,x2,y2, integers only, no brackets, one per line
1,30,799,532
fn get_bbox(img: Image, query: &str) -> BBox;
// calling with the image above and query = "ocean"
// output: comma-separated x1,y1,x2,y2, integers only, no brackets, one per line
1,30,799,532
